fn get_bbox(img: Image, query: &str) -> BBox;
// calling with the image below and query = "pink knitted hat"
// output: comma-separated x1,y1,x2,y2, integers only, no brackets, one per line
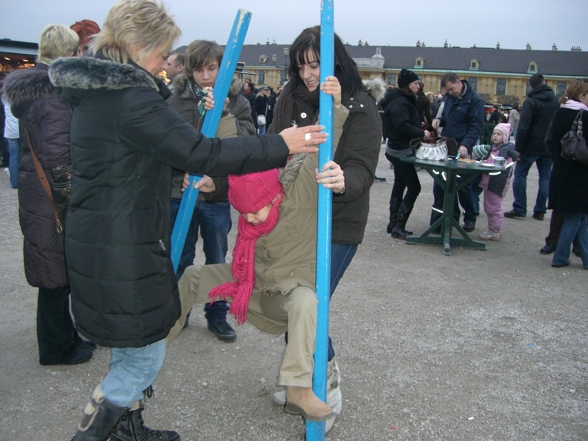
228,169,282,214
493,123,512,144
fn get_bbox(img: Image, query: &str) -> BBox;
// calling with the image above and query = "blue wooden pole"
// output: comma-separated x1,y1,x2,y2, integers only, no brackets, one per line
307,1,334,439
170,10,252,271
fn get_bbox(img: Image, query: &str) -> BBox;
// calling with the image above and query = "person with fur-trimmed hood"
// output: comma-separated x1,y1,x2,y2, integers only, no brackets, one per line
266,25,384,432
47,1,325,439
166,39,256,343
3,24,97,367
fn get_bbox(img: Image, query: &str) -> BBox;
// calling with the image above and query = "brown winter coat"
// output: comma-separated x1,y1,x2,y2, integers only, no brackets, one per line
4,63,72,289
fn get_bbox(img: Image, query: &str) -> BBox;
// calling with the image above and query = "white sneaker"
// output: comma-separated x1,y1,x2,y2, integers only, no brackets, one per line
4,168,9,178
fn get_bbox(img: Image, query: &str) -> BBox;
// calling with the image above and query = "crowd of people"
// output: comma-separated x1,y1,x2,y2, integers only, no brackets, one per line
1,0,587,440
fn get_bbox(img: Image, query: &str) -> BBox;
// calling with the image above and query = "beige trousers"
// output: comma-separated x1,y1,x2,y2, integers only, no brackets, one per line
167,264,317,387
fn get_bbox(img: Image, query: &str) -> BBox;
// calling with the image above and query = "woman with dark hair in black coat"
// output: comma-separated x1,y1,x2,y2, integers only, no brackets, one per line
381,69,432,239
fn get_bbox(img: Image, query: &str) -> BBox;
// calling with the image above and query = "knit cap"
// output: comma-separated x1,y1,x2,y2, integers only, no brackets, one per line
493,123,511,144
398,69,419,88
472,144,491,160
228,169,282,214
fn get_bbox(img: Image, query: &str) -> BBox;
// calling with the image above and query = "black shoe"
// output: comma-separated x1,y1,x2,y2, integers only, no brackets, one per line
41,348,93,366
504,209,526,219
572,247,581,258
431,227,441,235
463,221,475,232
391,226,412,240
78,340,97,351
540,244,556,255
207,319,237,341
386,223,394,234
552,260,570,268
111,404,179,441
532,212,545,221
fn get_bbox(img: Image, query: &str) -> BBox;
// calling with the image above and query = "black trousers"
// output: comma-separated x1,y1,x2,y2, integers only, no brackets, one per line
37,286,80,364
390,156,421,207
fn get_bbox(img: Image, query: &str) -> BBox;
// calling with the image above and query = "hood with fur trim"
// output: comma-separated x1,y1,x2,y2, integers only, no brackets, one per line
49,55,159,93
3,64,58,119
363,77,386,104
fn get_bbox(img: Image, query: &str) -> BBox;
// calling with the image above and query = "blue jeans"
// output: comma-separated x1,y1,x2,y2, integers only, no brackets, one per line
101,339,167,407
431,179,477,225
169,199,231,278
553,213,588,268
258,124,266,136
5,138,20,188
512,154,552,216
328,243,358,360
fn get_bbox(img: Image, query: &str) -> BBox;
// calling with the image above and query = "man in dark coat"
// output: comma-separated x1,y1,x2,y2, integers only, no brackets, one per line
431,72,485,231
505,74,560,221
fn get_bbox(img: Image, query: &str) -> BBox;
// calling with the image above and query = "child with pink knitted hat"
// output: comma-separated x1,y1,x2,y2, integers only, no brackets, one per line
472,123,519,240
169,76,350,426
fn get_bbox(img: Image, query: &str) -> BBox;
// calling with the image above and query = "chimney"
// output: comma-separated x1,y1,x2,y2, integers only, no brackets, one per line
526,43,532,50
552,44,557,51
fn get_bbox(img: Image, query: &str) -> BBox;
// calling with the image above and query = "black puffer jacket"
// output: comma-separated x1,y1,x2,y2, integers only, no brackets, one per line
546,107,588,213
4,63,72,289
49,55,291,348
515,84,560,155
380,88,425,157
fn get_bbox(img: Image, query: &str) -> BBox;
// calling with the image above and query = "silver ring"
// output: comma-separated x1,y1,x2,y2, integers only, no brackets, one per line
304,133,312,141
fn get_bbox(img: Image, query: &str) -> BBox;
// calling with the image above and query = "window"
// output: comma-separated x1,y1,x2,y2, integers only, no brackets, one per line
387,73,396,86
468,77,478,92
469,59,479,70
556,81,567,97
496,79,506,95
257,71,265,85
414,57,424,69
527,61,537,73
525,81,532,95
258,55,268,64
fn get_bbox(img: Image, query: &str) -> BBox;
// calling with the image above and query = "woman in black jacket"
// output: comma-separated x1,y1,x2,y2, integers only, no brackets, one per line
48,1,325,439
545,79,588,269
4,24,95,367
381,69,431,239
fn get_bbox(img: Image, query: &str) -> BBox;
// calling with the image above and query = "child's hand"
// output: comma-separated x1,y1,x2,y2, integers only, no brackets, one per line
320,76,342,109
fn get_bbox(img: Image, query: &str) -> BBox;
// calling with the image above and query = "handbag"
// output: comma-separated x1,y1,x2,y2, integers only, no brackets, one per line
560,110,588,166
257,114,266,126
23,129,65,239
410,137,448,161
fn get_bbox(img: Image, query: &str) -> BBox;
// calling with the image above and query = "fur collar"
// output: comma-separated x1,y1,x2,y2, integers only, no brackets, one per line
171,73,244,99
49,56,159,92
3,64,58,118
363,77,386,103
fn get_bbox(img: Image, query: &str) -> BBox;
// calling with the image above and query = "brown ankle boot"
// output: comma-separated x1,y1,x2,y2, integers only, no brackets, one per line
285,386,333,422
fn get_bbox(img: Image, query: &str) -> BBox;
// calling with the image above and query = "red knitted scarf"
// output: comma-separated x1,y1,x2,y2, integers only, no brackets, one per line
208,192,283,324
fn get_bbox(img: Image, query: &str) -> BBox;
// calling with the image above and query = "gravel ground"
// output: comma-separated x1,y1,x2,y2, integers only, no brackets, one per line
1,144,587,441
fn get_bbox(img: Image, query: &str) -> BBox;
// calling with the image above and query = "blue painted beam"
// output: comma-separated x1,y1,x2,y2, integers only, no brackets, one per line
307,1,334,439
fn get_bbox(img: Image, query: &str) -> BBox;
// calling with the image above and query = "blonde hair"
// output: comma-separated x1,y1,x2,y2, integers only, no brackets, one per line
560,79,588,105
38,24,79,64
90,0,180,64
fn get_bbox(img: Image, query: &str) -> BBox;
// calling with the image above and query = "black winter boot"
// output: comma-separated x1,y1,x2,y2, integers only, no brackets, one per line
204,301,236,341
71,386,127,441
391,201,414,240
110,402,179,441
387,197,401,234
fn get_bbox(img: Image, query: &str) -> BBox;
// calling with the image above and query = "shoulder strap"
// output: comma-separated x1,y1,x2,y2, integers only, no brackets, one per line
23,128,64,233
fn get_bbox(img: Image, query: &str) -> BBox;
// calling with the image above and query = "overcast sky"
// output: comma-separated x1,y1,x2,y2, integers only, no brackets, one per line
2,0,587,52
